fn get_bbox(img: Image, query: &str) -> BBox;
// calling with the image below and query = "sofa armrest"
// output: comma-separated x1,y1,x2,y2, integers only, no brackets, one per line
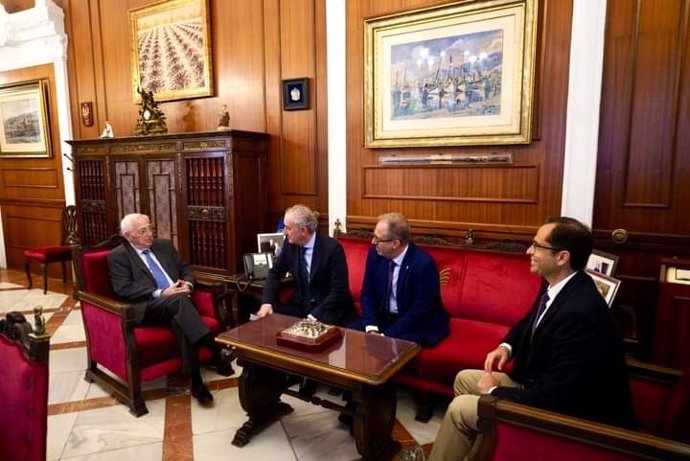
475,395,690,461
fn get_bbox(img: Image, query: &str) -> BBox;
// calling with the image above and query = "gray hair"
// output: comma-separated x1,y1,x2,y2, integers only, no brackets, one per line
120,213,149,235
378,212,410,243
285,204,318,233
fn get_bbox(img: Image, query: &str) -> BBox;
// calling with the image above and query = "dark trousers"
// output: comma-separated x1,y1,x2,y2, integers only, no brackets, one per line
143,294,210,374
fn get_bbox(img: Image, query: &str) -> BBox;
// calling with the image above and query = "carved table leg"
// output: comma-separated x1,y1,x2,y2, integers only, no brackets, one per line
232,362,293,447
351,382,400,460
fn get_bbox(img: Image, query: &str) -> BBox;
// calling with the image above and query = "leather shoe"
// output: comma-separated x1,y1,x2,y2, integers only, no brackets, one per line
212,348,235,377
298,378,317,397
191,383,214,405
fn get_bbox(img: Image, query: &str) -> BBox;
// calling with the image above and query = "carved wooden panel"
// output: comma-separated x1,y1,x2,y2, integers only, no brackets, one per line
146,159,177,247
75,159,108,246
114,161,140,220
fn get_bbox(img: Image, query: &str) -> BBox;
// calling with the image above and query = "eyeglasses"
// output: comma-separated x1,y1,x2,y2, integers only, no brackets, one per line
372,236,396,245
132,225,155,236
530,240,563,252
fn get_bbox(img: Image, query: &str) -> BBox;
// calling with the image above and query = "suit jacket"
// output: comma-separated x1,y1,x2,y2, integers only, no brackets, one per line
493,270,635,428
108,239,196,324
355,242,449,347
262,233,355,325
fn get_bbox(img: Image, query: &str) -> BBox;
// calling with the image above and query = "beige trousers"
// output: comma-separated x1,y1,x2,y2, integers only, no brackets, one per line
428,370,520,461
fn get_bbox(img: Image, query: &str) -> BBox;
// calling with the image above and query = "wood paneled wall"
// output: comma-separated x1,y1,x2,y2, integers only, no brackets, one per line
0,63,67,276
61,0,328,226
345,0,574,242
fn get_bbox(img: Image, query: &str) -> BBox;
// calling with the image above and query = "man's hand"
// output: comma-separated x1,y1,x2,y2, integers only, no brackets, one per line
477,371,499,394
484,345,510,372
256,303,274,319
161,280,192,297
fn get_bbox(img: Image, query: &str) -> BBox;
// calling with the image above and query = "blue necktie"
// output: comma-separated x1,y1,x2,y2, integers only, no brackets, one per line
299,247,310,306
142,250,170,290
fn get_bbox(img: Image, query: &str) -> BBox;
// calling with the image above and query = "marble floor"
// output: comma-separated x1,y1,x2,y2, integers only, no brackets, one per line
0,269,443,461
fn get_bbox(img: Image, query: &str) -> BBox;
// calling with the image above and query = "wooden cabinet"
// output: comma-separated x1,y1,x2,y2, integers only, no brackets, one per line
654,258,690,368
67,130,269,279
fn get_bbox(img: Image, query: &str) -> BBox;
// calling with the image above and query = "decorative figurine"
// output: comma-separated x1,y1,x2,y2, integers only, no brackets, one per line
217,104,230,131
100,121,114,138
134,86,168,136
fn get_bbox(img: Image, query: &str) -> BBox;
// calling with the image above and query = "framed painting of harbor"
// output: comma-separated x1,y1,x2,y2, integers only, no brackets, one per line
0,80,52,158
364,0,538,148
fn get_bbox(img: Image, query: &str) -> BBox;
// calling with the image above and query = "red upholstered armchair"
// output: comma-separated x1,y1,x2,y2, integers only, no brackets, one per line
474,360,690,461
0,312,50,461
24,205,78,294
73,240,226,416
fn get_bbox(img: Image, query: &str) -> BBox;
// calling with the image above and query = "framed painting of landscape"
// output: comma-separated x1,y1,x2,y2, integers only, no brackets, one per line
129,0,213,103
0,80,51,158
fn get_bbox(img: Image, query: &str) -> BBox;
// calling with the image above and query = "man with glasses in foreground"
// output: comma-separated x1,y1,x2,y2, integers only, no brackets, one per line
108,213,233,406
428,217,634,461
348,212,449,347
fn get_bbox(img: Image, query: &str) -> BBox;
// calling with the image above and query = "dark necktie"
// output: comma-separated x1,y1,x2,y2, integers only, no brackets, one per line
531,292,550,336
299,247,310,303
142,250,170,290
386,260,396,313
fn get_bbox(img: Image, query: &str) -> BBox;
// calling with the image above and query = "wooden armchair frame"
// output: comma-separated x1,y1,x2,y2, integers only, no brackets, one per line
475,361,690,461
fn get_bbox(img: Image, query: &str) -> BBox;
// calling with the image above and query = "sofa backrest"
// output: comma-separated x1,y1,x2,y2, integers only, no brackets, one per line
337,236,370,312
336,234,542,325
424,245,541,326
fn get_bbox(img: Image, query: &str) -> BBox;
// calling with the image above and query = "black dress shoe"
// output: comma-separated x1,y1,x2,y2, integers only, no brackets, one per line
212,348,235,377
298,378,317,397
191,383,214,405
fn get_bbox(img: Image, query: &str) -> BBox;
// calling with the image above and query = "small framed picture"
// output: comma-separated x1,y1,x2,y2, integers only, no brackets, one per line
257,232,285,257
282,78,309,111
586,269,622,307
586,250,620,277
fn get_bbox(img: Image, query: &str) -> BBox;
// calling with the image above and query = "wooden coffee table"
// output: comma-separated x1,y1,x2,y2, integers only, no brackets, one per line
216,313,420,460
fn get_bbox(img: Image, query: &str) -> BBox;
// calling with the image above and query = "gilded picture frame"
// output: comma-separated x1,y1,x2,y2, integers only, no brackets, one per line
364,0,538,148
128,0,213,103
0,80,52,158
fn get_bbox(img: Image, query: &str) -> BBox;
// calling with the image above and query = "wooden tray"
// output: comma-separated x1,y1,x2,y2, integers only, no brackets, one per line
276,326,343,352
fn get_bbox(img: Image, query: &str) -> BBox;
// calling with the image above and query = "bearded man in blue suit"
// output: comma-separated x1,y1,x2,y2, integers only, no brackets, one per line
349,212,449,347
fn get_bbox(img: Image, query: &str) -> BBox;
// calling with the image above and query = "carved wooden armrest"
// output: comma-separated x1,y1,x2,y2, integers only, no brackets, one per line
475,395,690,461
76,291,137,323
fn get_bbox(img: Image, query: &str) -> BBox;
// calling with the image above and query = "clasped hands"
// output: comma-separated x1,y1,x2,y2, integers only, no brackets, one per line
478,344,511,394
161,280,192,297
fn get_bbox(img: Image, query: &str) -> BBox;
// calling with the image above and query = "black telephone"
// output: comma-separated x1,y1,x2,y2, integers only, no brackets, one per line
243,253,273,279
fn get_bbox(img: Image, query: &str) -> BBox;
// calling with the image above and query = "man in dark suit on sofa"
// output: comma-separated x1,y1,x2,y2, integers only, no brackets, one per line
348,212,449,347
429,217,635,461
108,213,232,406
256,204,355,325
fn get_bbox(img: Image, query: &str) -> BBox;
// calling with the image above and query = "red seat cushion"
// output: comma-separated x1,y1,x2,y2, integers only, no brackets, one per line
24,245,72,263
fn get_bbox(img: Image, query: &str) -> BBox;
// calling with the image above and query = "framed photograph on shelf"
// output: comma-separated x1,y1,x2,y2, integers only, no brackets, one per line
0,80,51,158
282,78,309,111
364,0,538,148
257,233,285,256
129,0,213,103
586,269,621,307
586,249,619,277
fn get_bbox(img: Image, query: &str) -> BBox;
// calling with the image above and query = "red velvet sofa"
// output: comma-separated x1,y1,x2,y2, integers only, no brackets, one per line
336,234,542,419
0,313,50,461
73,242,225,416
